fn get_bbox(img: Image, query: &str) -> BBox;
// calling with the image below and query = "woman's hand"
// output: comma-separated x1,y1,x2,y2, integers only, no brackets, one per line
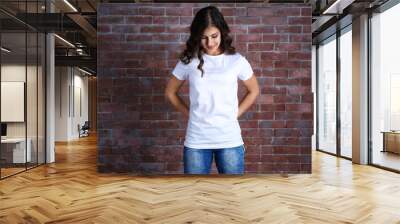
238,75,260,118
165,76,190,117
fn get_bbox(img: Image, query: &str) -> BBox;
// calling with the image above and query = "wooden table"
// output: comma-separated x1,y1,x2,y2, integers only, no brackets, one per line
1,138,32,163
381,131,400,154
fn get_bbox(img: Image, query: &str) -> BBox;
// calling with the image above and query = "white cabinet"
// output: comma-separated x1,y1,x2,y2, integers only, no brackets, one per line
1,138,31,163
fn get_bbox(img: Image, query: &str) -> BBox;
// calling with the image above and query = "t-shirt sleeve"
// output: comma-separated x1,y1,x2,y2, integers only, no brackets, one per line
238,56,254,81
172,60,188,80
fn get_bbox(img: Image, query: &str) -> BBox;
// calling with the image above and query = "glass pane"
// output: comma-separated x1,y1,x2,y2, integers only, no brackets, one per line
318,36,337,154
1,9,27,177
371,4,400,171
38,32,45,165
26,0,40,170
27,30,38,169
340,28,352,158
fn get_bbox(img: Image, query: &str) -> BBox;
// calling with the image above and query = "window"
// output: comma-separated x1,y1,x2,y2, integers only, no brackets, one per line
370,3,400,171
339,27,352,158
317,35,337,154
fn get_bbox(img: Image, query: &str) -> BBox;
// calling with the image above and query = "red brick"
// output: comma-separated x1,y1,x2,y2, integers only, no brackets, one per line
301,61,312,68
302,25,311,33
152,34,180,42
276,8,301,16
248,25,274,33
287,86,311,94
236,34,262,42
261,146,273,154
274,61,302,69
113,25,141,33
286,104,312,112
261,60,274,69
247,7,275,16
248,7,300,17
288,17,311,25
259,121,285,128
273,95,300,103
259,128,274,137
301,7,312,16
166,7,192,16
221,7,246,16
288,69,310,78
126,16,153,24
166,25,189,33
261,85,287,94
262,69,288,78
248,43,274,51
98,25,111,33
230,25,248,34
288,164,301,173
256,95,274,104
166,162,183,172
262,34,289,42
301,164,311,173
252,112,274,120
245,154,261,162
179,16,193,25
153,16,179,24
275,43,302,51
140,26,166,33
98,34,125,42
289,34,311,43
261,16,287,25
238,121,258,128
235,16,261,24
126,34,151,42
275,25,302,33
301,93,313,103
274,111,300,120
274,78,300,86
138,7,165,16
288,52,311,60
286,120,313,128
245,163,260,172
261,52,287,60
224,17,235,25
273,145,300,155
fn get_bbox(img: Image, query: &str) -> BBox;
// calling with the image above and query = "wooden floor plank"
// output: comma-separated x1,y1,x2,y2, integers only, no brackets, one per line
0,135,400,223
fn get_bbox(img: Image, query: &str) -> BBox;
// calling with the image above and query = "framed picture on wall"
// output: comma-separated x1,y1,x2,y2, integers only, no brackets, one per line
1,81,25,122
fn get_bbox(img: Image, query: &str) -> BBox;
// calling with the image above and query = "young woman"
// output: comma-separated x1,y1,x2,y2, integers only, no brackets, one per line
165,6,259,175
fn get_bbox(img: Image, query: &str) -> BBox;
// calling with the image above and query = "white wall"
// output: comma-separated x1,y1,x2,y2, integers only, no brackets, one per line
1,63,46,164
1,65,25,133
1,65,40,138
55,67,69,141
55,67,89,141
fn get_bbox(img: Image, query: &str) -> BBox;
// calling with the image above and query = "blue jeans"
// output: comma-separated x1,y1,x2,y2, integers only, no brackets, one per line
183,145,245,175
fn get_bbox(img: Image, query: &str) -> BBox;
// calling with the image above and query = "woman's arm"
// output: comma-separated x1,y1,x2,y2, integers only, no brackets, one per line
165,76,190,118
238,75,260,118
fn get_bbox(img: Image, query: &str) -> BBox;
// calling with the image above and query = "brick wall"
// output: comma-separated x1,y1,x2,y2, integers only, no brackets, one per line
97,3,312,174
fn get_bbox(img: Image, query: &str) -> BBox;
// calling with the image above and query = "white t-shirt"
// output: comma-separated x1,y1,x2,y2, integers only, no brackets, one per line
172,52,253,149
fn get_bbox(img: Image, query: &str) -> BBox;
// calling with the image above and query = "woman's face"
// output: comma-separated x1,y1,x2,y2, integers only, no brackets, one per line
200,26,222,56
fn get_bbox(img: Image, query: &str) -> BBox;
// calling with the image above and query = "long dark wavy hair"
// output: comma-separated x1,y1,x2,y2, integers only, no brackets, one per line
179,6,236,77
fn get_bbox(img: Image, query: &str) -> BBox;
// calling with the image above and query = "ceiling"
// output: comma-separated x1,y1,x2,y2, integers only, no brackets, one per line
1,0,392,74
1,0,98,73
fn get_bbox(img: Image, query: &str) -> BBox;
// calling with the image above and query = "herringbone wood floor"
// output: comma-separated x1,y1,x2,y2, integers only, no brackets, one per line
1,135,400,224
